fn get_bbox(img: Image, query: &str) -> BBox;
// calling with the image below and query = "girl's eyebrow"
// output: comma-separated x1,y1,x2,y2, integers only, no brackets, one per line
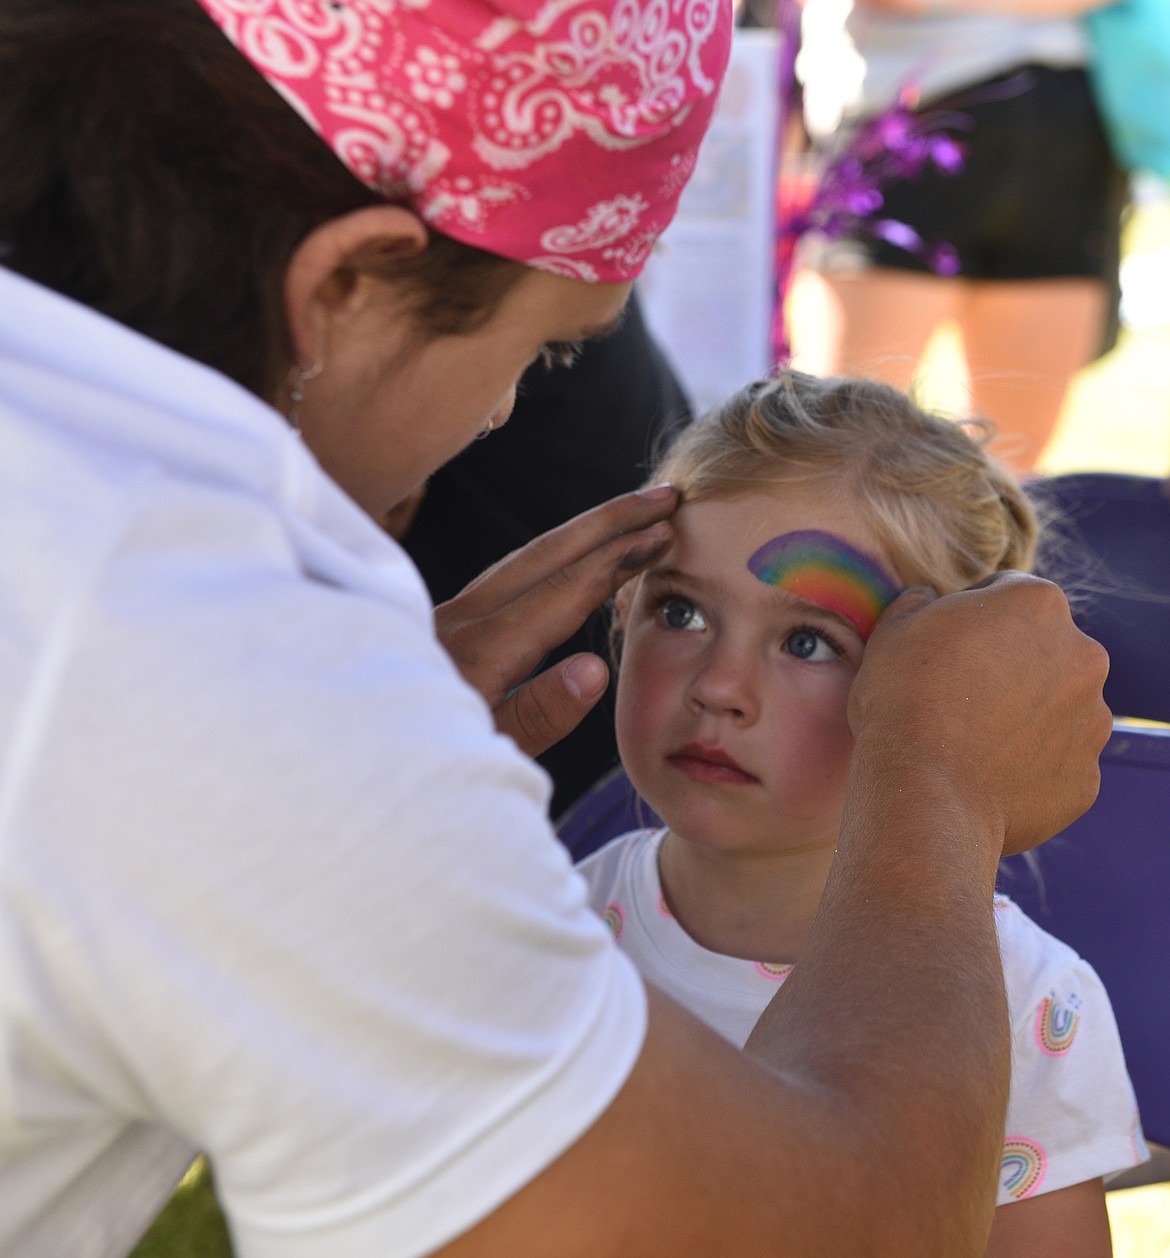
761,587,865,641
641,565,721,599
645,565,864,639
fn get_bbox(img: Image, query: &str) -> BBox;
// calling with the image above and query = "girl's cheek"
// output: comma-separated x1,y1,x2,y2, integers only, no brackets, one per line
620,664,663,721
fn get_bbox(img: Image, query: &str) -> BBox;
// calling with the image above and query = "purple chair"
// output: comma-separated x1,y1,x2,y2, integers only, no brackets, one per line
1008,474,1170,1146
556,765,661,864
999,722,1170,1148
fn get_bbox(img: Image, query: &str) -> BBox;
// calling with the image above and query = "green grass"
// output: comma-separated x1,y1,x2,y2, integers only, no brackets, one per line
130,1160,232,1258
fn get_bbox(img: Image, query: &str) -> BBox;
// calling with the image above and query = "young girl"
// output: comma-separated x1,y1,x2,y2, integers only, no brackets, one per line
579,368,1148,1257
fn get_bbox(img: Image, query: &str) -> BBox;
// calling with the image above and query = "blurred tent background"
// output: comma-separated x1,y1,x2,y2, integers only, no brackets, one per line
931,173,1170,479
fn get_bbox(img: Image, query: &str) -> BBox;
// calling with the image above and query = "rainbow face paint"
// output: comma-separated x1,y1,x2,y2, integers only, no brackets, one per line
746,529,901,642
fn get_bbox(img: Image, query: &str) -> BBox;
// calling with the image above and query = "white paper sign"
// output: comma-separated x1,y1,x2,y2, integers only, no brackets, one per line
637,29,782,414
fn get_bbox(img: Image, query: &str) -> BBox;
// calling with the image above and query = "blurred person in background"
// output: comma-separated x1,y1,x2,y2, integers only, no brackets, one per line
788,0,1128,473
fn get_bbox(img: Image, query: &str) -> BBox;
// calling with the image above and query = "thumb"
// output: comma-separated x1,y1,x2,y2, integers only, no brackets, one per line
869,584,938,636
494,654,610,759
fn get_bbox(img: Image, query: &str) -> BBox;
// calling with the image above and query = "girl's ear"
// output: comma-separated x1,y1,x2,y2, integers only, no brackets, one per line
613,581,633,624
607,580,636,671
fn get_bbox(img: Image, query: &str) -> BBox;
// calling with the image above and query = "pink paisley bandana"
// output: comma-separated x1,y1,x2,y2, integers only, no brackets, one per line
195,0,732,282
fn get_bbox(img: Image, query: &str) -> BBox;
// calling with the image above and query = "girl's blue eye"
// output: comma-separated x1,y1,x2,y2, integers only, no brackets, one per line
785,628,838,662
662,597,706,632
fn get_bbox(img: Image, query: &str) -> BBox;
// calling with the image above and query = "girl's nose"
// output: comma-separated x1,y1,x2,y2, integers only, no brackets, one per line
685,642,759,724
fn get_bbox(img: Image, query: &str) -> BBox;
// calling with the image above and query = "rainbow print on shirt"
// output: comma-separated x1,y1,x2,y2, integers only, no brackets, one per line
1001,1138,1047,1200
746,530,901,641
753,961,794,983
1035,993,1081,1056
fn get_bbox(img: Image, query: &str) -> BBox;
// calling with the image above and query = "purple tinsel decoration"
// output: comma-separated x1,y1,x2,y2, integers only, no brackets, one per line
789,87,968,270
774,60,970,360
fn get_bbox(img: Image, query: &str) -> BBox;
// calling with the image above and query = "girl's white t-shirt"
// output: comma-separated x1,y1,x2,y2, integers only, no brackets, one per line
580,828,1149,1205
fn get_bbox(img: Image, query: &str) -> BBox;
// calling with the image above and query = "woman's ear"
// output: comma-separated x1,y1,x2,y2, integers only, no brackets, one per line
283,204,429,368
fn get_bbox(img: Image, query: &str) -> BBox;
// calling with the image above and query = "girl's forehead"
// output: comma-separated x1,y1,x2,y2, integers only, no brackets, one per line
669,490,904,642
673,487,890,564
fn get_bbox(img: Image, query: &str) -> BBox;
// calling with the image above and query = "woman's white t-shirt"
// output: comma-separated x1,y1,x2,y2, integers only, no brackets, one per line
0,267,647,1258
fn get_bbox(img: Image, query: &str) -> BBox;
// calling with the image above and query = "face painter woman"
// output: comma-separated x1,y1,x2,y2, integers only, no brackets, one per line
0,3,1111,1256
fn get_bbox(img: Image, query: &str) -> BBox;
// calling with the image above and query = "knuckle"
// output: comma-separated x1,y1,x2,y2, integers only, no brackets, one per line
1016,572,1062,609
432,605,459,638
548,560,613,615
543,566,577,597
512,683,561,751
1087,634,1110,680
441,627,481,670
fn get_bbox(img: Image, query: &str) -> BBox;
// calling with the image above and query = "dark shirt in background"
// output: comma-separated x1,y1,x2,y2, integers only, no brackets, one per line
403,293,691,817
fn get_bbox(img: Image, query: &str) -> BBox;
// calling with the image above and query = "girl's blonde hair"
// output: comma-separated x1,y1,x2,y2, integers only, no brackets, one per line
650,369,1037,595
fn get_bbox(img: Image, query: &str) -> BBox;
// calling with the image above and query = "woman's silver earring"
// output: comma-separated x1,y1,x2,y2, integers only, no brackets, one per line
476,418,494,441
286,359,323,431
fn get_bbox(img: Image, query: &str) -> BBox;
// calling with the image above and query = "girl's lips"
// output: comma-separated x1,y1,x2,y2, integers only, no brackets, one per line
667,744,757,786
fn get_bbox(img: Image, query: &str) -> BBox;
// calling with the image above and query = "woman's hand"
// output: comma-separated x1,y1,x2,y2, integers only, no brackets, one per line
435,485,678,758
849,572,1112,858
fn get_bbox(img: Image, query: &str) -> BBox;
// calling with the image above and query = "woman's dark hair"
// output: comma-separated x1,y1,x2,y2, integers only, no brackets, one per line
0,0,526,399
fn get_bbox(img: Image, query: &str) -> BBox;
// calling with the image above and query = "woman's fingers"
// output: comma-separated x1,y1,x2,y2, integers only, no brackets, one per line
852,572,1111,856
448,485,678,619
493,655,611,759
436,488,677,721
438,520,671,706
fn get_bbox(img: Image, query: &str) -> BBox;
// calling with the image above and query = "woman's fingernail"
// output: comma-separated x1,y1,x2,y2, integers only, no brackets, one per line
637,483,675,502
564,655,609,702
888,584,937,609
